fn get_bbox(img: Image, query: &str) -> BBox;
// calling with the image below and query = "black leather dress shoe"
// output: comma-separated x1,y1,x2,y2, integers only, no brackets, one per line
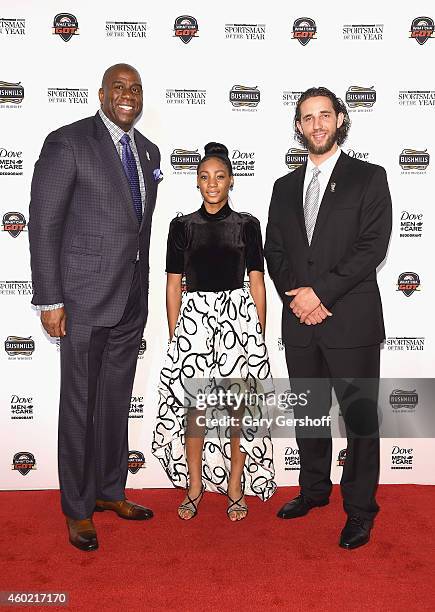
66,517,98,552
277,494,329,519
339,515,373,549
94,499,153,520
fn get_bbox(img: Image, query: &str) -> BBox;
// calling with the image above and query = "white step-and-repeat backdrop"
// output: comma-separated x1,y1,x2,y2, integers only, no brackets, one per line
1,1,434,491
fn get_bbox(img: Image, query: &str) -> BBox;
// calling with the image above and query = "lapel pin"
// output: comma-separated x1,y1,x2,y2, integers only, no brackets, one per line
330,182,336,193
146,150,150,161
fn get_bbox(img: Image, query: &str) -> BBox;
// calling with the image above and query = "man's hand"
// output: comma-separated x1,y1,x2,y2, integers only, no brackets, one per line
286,287,321,321
303,303,333,325
41,307,67,338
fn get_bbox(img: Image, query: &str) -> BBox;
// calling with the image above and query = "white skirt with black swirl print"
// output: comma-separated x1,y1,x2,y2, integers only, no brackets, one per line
152,287,277,501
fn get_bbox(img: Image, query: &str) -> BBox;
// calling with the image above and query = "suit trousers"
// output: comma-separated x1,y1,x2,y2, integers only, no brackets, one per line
285,332,380,520
58,263,146,519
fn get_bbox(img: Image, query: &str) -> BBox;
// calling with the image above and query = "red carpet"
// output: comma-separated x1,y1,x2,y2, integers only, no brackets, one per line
1,485,434,611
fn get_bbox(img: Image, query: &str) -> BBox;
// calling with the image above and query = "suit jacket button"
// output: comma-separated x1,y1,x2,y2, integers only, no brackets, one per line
308,259,314,265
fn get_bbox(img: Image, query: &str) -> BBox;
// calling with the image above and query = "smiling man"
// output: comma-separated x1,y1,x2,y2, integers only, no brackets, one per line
28,64,161,551
265,87,392,549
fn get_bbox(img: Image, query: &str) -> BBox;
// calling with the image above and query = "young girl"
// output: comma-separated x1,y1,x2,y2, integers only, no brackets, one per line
152,142,276,521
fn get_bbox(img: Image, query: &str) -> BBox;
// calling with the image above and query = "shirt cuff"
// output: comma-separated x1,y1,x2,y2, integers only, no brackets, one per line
36,303,64,311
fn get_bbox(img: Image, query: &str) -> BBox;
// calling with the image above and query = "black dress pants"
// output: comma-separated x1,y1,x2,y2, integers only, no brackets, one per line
285,334,380,520
58,264,146,519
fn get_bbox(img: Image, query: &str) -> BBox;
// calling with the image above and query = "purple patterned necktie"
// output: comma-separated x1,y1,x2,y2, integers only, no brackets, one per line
120,133,143,223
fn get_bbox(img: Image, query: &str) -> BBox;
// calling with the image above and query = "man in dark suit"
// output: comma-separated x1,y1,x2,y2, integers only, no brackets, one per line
265,87,392,549
29,64,161,551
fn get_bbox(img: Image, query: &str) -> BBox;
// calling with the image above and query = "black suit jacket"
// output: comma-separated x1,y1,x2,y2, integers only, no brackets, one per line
29,112,160,327
264,152,392,348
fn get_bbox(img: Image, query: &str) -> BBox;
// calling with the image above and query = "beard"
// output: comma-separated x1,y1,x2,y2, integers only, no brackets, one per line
302,128,337,155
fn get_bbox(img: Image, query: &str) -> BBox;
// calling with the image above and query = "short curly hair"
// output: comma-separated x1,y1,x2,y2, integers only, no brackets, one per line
293,87,351,147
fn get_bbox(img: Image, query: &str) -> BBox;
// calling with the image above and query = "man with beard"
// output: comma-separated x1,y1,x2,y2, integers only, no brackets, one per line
29,64,161,551
264,87,392,549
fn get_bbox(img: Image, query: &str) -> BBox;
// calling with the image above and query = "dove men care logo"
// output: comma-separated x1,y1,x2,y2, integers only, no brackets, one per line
345,85,376,110
292,17,317,45
52,13,79,41
12,452,36,475
174,15,198,44
284,447,300,471
0,148,23,175
10,395,34,420
129,396,144,419
285,148,308,170
409,17,434,45
0,81,24,106
128,450,146,474
396,272,420,297
391,446,413,470
400,211,423,238
2,212,26,237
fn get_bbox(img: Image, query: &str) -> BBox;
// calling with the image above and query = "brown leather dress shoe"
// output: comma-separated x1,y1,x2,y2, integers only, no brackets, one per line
94,499,153,520
66,517,98,551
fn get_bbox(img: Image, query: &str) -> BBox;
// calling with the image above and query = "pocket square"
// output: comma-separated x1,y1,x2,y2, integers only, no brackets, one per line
153,168,164,183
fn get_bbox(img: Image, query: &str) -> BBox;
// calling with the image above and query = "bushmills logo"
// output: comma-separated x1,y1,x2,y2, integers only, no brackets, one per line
5,336,35,356
346,85,376,109
389,389,418,413
170,149,201,171
52,13,79,42
229,85,260,108
399,149,430,171
12,452,36,475
174,15,198,44
292,17,317,45
285,148,308,170
2,212,26,237
128,450,146,474
0,81,24,105
396,272,420,297
409,17,434,45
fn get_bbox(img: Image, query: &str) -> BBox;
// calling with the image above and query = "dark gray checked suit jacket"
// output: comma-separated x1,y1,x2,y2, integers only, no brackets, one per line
29,112,160,327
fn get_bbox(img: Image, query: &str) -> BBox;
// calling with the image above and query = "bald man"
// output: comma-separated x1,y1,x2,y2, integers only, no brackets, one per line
29,64,161,551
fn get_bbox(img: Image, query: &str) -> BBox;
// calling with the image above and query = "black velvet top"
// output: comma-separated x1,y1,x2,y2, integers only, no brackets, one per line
165,202,264,292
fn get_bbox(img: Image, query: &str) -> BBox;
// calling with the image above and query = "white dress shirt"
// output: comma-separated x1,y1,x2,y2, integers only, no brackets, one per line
303,146,342,211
